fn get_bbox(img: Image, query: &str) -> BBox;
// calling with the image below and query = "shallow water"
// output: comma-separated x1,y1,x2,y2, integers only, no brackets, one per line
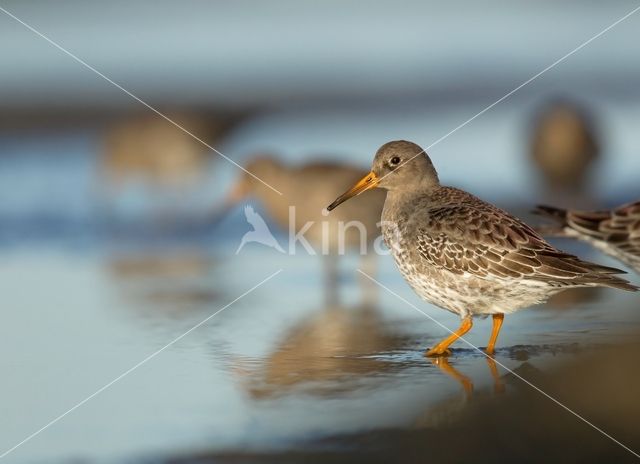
1,240,638,463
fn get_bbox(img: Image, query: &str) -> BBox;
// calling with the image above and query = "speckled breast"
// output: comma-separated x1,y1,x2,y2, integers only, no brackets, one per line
381,218,547,317
381,215,464,314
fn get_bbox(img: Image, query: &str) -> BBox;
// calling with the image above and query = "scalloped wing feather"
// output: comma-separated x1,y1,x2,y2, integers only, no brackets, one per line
414,195,635,290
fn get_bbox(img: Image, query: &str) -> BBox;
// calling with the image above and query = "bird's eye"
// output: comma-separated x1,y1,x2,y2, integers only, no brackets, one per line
390,156,401,166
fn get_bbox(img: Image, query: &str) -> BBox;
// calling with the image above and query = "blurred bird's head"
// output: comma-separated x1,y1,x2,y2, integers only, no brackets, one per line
530,100,599,190
203,155,282,227
327,140,439,211
226,155,282,204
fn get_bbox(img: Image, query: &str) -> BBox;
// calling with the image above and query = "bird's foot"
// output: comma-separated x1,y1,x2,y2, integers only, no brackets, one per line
425,346,452,357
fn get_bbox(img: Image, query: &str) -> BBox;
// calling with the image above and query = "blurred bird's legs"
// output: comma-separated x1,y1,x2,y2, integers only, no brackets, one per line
359,253,378,307
323,254,339,306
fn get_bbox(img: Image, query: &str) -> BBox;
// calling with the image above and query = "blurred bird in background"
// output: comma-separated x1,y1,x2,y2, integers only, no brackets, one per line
535,201,640,273
529,99,600,209
220,155,386,305
237,304,402,399
101,113,212,188
97,112,241,230
527,98,605,308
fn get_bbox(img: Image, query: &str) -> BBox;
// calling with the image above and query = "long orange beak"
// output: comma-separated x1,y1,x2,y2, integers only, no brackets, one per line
327,171,379,211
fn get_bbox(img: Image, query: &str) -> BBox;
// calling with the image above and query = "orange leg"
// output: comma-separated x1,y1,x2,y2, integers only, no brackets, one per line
425,317,473,357
486,313,504,355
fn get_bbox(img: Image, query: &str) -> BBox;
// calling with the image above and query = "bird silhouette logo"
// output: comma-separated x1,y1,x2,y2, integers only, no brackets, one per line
236,205,285,254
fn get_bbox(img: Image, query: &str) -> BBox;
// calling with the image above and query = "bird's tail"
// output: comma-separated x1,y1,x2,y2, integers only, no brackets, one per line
532,205,568,225
569,255,638,292
582,271,638,292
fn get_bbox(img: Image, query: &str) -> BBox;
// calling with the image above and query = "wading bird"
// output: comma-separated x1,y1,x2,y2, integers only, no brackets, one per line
327,141,636,356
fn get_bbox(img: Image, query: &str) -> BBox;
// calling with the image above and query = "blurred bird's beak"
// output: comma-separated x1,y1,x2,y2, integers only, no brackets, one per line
327,171,378,211
225,179,249,206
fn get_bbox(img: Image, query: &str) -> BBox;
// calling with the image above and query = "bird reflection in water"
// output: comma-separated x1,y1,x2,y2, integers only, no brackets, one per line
237,304,406,398
430,356,505,397
104,251,219,313
237,303,510,401
426,342,590,410
417,344,592,429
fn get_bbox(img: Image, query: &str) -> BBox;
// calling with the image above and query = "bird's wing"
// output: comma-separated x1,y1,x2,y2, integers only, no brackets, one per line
563,209,615,239
594,201,640,258
594,201,640,235
244,205,270,231
535,202,640,270
564,200,640,240
414,202,630,287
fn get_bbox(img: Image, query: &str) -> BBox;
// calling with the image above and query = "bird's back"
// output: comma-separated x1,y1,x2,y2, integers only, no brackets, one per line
393,186,637,292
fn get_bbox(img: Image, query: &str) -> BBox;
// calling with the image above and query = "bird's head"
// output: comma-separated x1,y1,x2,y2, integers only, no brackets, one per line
205,155,282,227
226,155,282,204
327,140,439,211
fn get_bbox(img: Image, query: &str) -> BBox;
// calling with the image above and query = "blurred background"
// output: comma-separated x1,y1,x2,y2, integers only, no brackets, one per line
1,1,639,463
